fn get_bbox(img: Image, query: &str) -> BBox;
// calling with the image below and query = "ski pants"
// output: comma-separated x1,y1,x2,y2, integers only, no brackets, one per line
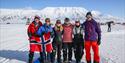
73,41,84,63
52,42,62,63
42,43,53,63
85,41,100,63
108,26,111,32
62,42,73,61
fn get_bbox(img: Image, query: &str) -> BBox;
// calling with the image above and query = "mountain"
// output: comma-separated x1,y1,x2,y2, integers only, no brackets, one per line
0,7,124,24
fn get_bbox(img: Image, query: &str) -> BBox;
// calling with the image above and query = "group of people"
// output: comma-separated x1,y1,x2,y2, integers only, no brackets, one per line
27,12,101,63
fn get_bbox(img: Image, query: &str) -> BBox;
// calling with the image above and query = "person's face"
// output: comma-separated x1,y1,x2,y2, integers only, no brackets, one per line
35,19,40,23
56,22,61,26
46,20,50,25
64,20,70,25
86,15,92,21
75,22,80,26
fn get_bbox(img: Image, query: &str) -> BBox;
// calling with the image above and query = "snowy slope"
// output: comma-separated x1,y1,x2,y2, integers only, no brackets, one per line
0,24,125,63
100,25,125,63
0,7,124,24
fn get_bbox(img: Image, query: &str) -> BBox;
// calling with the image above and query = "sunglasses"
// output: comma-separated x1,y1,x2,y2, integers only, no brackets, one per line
56,22,61,24
46,20,50,22
75,21,79,23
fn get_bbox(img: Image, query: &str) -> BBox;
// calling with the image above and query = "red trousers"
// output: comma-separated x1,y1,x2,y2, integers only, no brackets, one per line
85,41,100,62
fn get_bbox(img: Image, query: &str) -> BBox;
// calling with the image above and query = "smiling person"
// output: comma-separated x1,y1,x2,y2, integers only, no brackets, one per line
62,18,74,63
73,20,84,63
37,18,54,63
52,20,64,63
27,16,43,63
83,12,101,63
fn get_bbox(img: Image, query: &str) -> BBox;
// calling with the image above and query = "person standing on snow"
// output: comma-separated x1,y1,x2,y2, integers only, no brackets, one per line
107,21,114,32
62,18,74,63
83,12,101,63
52,20,64,63
37,18,54,63
73,21,84,63
27,16,43,63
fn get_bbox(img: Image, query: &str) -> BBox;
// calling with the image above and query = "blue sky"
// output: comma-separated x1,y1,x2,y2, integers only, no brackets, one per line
0,0,124,18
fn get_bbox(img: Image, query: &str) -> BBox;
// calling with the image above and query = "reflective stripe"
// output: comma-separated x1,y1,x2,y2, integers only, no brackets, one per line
30,41,41,45
30,43,41,45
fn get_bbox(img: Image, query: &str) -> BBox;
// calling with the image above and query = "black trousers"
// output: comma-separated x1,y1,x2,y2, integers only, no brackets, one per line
108,26,111,32
74,42,84,63
62,42,73,61
52,42,62,63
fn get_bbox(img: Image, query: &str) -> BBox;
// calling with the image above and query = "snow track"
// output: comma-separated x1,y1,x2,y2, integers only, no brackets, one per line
0,24,125,63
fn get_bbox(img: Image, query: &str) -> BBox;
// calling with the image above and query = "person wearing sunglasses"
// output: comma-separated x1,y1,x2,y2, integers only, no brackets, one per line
73,20,84,63
37,18,54,63
62,18,74,63
83,12,101,63
27,16,43,63
52,20,64,63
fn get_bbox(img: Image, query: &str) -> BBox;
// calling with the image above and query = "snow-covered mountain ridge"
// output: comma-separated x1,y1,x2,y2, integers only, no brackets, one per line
0,7,124,24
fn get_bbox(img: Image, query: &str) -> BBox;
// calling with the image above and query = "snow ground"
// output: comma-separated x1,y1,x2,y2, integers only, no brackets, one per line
0,24,125,63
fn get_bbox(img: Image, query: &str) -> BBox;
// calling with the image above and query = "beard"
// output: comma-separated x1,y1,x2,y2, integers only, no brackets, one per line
76,25,80,27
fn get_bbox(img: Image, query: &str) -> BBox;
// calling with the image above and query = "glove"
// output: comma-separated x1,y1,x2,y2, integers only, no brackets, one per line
97,37,101,45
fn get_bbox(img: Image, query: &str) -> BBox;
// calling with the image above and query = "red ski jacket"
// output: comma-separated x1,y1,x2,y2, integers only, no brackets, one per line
27,21,42,52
